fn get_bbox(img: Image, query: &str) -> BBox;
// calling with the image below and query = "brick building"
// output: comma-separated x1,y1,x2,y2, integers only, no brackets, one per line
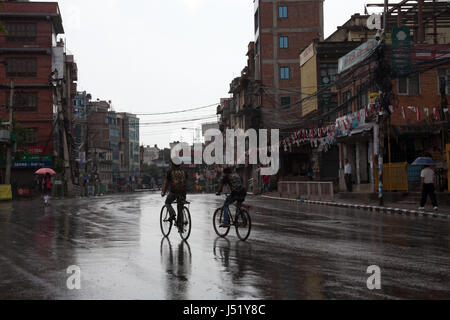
280,14,378,183
335,1,450,193
0,1,67,192
253,0,324,125
85,101,140,193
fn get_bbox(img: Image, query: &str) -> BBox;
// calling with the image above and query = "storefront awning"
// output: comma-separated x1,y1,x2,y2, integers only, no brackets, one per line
336,123,374,143
350,123,375,136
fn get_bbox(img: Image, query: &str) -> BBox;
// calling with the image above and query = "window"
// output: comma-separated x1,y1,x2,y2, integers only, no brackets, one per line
357,83,369,109
280,67,290,80
278,6,288,18
25,128,38,145
279,36,288,49
5,23,36,42
438,69,449,95
109,128,119,138
11,92,37,112
398,74,420,95
320,64,338,86
342,90,352,115
281,97,291,107
6,58,37,77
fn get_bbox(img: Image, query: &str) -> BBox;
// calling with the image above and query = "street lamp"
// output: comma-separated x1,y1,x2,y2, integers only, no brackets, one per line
182,127,197,145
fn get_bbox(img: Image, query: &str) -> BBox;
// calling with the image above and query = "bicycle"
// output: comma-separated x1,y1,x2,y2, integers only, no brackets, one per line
160,199,192,241
213,195,252,241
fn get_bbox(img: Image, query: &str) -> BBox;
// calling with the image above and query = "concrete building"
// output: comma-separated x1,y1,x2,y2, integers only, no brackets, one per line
86,100,114,192
335,1,450,193
141,144,160,166
119,113,140,189
284,14,377,183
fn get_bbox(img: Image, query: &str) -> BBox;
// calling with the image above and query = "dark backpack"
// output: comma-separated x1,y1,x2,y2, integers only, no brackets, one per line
229,173,243,193
170,169,186,193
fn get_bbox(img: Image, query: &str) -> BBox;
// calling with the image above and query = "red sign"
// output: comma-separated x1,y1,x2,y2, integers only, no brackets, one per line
17,187,30,197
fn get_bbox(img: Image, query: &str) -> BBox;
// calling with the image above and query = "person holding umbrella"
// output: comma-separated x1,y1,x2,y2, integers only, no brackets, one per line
413,156,438,211
35,168,56,206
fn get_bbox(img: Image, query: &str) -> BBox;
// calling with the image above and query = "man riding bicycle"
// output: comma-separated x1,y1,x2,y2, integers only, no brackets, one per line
216,167,247,228
162,161,187,231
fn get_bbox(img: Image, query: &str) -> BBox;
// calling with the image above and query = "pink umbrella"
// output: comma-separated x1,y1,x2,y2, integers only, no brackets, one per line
35,168,56,175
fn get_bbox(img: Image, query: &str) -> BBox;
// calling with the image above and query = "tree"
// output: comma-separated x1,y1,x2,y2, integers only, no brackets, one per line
0,117,31,168
141,164,163,186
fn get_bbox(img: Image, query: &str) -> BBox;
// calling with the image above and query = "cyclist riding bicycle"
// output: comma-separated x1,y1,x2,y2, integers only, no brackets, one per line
162,161,188,231
216,167,247,228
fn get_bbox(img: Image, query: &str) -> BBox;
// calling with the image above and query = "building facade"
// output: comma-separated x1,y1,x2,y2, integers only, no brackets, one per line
253,0,324,124
0,0,67,193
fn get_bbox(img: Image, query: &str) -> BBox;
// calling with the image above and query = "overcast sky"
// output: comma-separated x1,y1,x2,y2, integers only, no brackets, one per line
44,0,389,148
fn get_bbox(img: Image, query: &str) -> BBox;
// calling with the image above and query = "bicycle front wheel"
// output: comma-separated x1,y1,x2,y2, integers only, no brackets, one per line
235,209,251,241
213,208,230,238
160,205,173,237
179,206,192,241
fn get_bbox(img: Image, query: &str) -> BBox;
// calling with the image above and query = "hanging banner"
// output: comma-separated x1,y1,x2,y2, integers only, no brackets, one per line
338,38,379,74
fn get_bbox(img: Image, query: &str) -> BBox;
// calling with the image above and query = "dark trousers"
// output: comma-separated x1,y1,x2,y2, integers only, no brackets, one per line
345,174,353,192
166,192,186,226
421,184,437,207
223,190,247,224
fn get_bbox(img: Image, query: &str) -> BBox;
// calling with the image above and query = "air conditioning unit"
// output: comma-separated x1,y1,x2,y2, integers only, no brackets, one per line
0,130,10,143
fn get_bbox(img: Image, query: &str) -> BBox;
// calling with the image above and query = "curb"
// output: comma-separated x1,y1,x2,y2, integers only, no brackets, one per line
260,195,449,220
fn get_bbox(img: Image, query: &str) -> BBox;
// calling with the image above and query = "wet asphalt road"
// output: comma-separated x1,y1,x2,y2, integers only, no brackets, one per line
0,193,449,300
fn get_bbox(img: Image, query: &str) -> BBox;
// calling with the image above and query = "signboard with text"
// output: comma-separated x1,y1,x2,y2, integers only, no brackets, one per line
338,38,379,74
392,27,411,76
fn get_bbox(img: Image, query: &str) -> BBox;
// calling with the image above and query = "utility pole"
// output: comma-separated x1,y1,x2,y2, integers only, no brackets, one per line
377,0,390,206
53,70,73,196
5,80,14,185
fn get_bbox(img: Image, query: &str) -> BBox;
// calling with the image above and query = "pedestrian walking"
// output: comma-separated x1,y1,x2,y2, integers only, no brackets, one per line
261,175,270,194
419,165,438,211
307,165,313,181
42,173,53,206
344,159,353,192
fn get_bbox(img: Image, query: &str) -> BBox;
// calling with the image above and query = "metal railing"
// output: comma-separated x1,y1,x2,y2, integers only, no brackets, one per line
278,181,334,200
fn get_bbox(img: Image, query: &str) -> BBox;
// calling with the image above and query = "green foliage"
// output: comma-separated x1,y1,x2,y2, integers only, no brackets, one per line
0,117,31,161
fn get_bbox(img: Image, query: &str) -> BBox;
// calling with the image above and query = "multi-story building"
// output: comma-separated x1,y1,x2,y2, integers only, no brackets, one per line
86,100,114,191
73,90,90,182
334,0,450,193
119,113,140,190
288,14,376,183
0,0,66,191
253,0,324,125
141,144,160,166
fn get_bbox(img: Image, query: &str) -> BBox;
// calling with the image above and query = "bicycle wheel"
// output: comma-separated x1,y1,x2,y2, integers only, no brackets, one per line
235,209,251,241
179,206,192,241
213,208,231,238
160,205,173,237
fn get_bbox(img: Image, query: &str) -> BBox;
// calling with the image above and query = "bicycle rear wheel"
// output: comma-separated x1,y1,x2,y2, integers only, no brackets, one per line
235,209,251,241
213,207,231,238
160,205,173,237
179,206,192,241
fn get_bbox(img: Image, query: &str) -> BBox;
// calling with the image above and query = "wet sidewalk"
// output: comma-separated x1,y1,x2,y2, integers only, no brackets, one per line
259,192,450,219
